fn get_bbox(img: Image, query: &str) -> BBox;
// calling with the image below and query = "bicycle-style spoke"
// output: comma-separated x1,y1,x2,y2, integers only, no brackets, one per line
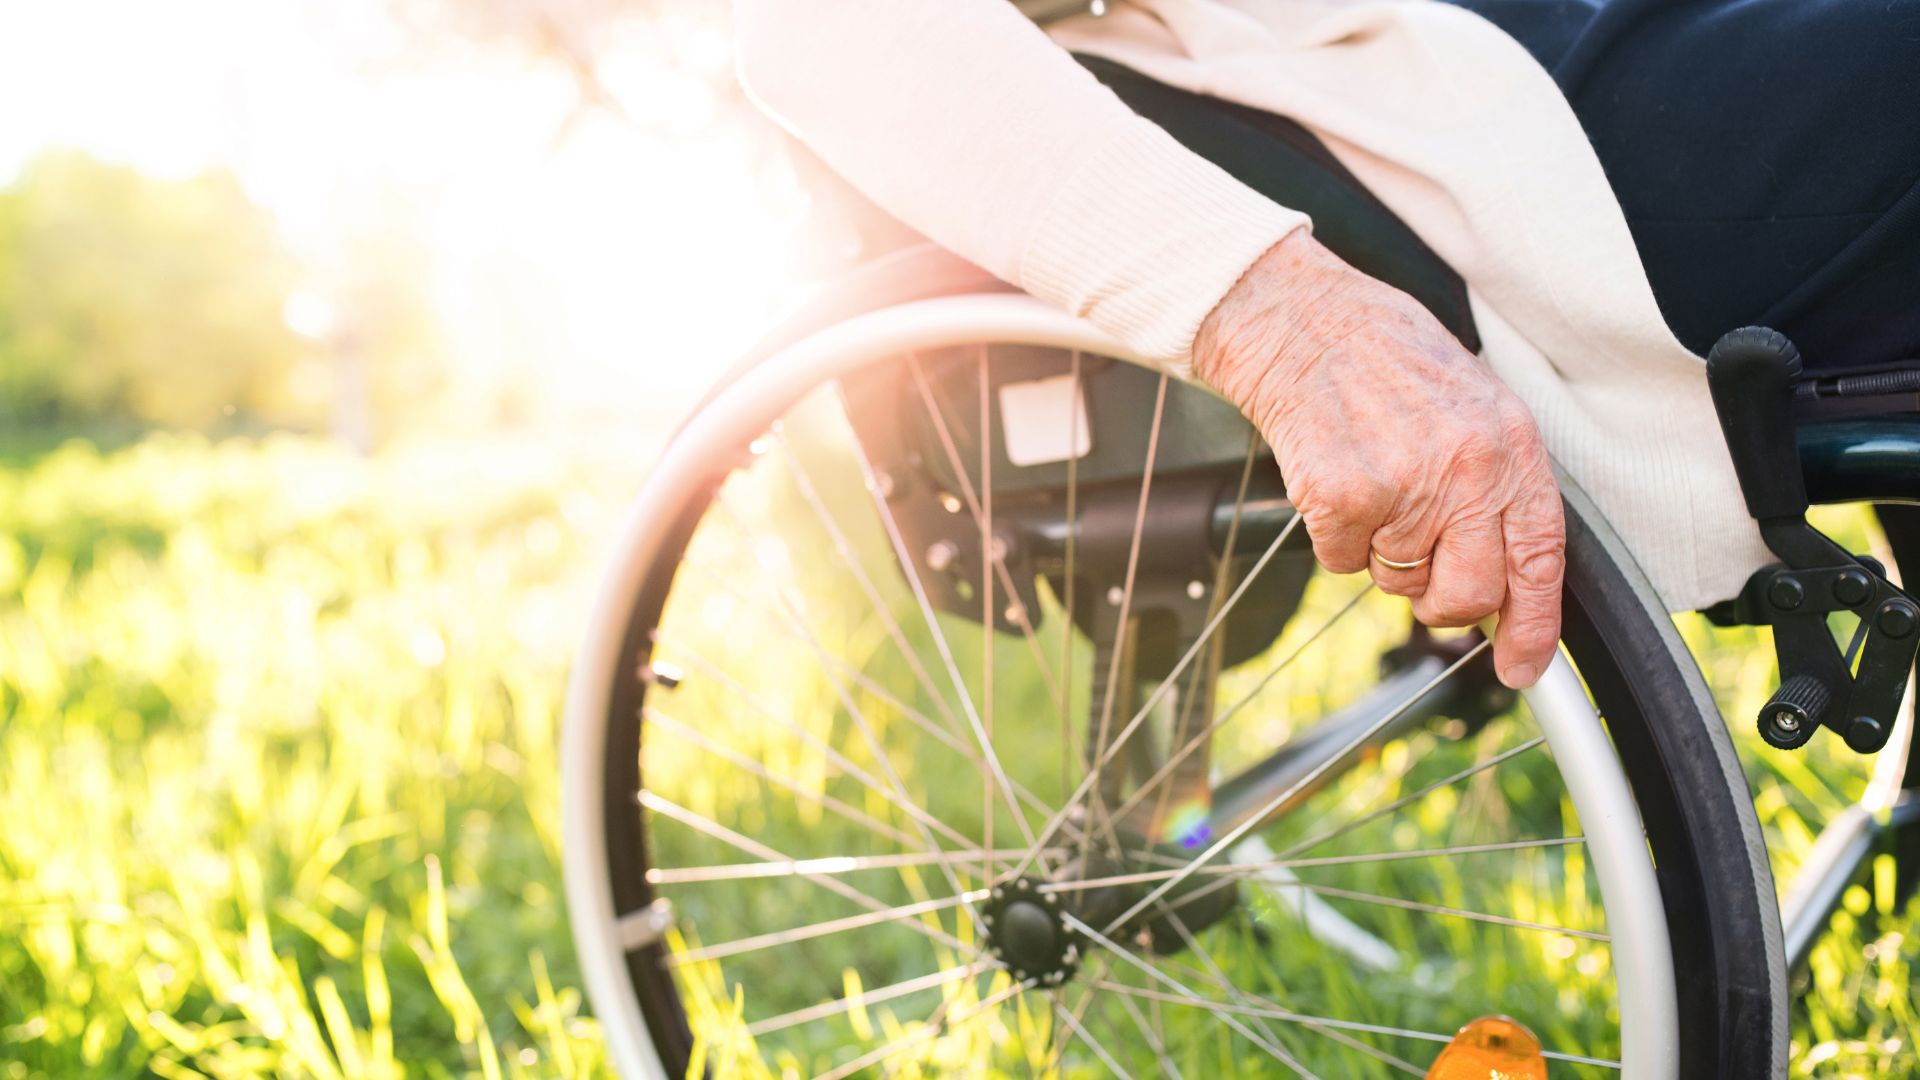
1013,511,1303,881
662,579,1062,824
842,403,1041,856
637,789,973,966
812,977,1032,1080
741,587,985,913
1110,582,1374,825
1263,881,1609,941
682,534,978,762
1063,912,1318,1078
702,496,1006,908
1059,350,1082,797
1110,983,1184,1080
640,791,976,953
1087,981,1622,1071
650,647,977,853
1052,990,1136,1078
647,848,1036,886
744,960,990,1037
1275,835,1584,870
1086,980,1452,1057
903,353,1068,720
1102,640,1492,935
1215,833,1596,928
1032,835,1586,898
1147,432,1262,840
671,892,983,967
1085,511,1305,812
1102,935,1560,1075
645,706,922,850
1277,736,1549,859
978,348,998,887
1538,1049,1626,1070
1081,373,1169,867
679,555,1066,825
772,425,972,743
1038,957,1108,1075
1154,905,1424,1076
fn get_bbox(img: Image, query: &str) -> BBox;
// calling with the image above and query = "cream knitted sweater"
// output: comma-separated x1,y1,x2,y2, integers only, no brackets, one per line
733,0,1773,611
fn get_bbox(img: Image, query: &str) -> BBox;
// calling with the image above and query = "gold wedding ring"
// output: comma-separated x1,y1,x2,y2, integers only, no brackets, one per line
1370,548,1433,572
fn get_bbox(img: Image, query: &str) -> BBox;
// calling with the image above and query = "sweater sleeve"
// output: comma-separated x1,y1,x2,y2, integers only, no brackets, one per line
732,0,1310,373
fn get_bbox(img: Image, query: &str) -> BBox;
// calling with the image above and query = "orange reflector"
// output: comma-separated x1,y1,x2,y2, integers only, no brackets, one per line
1424,1015,1547,1080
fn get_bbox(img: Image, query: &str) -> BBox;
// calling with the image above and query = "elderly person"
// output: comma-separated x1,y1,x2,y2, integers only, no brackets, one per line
732,0,1920,689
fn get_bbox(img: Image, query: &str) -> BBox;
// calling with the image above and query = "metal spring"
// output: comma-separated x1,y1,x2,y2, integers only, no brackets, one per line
1833,369,1920,397
1795,365,1920,399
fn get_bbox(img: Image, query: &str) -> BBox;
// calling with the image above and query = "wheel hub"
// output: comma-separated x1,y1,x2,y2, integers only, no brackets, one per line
981,877,1081,986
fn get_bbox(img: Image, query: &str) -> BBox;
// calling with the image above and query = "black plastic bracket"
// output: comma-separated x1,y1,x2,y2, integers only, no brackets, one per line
1705,328,1920,753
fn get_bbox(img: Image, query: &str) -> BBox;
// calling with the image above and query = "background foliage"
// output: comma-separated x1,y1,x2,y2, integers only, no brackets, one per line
0,154,451,446
0,155,304,432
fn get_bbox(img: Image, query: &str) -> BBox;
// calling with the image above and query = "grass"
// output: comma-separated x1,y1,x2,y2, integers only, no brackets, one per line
0,434,620,1078
0,430,1914,1077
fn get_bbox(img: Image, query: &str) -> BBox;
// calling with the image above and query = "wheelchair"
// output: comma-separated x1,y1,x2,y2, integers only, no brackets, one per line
558,76,1920,1080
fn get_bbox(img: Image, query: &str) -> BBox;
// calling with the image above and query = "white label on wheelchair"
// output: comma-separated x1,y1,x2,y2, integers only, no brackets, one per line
998,374,1091,467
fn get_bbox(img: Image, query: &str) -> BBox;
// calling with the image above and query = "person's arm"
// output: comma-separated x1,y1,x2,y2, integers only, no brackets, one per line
733,0,1305,369
734,1,1562,687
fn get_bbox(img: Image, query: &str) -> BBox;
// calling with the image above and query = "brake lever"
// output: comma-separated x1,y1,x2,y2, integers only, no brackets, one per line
1705,328,1919,752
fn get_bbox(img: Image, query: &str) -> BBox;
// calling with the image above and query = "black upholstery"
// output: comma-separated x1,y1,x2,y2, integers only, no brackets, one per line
1074,55,1482,355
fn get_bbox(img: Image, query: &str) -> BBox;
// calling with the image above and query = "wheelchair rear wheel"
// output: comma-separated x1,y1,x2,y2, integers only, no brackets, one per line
562,295,1786,1078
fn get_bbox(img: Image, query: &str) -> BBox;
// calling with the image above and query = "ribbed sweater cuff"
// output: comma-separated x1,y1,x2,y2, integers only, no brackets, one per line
1018,122,1310,377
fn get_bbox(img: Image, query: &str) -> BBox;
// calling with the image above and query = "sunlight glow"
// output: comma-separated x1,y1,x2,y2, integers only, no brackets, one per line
0,0,803,431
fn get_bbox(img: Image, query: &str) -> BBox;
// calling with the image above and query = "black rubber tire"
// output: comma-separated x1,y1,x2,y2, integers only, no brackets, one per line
1557,479,1787,1078
582,388,1789,1080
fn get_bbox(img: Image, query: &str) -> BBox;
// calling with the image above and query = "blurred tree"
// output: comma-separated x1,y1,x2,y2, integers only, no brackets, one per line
0,152,310,431
0,153,452,446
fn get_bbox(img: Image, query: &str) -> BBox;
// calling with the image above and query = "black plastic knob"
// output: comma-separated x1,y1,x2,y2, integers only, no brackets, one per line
1758,673,1830,749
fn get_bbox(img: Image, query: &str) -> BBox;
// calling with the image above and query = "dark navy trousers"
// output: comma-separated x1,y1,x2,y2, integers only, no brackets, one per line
1450,0,1920,369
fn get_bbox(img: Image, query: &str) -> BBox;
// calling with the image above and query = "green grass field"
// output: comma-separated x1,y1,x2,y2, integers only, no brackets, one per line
1,433,1915,1078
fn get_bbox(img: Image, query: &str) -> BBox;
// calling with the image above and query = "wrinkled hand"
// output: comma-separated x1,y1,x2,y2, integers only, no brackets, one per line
1193,231,1564,688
